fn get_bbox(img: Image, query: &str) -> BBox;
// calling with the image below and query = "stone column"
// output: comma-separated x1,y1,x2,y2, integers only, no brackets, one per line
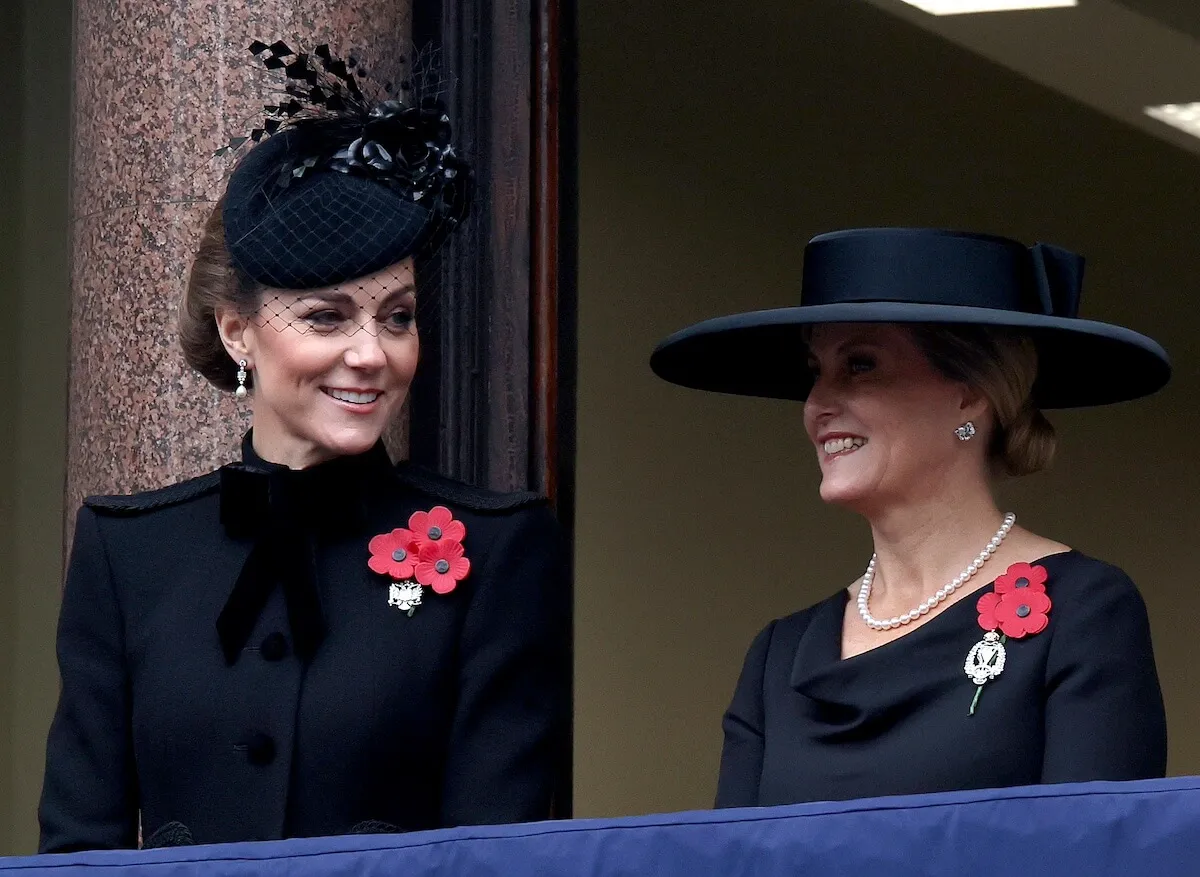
67,0,412,516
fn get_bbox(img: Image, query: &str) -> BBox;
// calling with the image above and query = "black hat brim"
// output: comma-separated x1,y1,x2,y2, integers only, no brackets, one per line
650,302,1171,409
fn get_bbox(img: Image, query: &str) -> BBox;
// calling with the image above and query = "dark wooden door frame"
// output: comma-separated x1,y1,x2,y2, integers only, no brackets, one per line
411,0,577,816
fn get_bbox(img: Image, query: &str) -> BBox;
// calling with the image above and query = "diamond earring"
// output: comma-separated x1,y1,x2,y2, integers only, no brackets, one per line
955,421,977,441
235,360,249,400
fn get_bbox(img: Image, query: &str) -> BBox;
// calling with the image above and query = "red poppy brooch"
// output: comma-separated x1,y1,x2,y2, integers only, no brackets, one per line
367,506,471,615
965,562,1052,715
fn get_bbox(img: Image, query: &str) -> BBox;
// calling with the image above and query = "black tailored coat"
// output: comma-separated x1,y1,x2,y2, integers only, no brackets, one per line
716,551,1167,808
39,439,570,853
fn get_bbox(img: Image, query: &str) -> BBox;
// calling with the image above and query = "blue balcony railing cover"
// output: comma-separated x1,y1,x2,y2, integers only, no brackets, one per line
4,777,1198,876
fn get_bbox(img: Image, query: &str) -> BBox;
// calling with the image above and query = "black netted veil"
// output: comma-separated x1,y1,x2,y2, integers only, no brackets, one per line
224,129,439,289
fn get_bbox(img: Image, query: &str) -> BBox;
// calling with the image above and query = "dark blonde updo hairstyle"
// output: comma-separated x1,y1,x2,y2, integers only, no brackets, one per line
908,324,1056,477
179,199,262,392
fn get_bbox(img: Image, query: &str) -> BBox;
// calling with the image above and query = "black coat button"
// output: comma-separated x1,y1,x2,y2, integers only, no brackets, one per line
241,731,276,766
259,632,289,662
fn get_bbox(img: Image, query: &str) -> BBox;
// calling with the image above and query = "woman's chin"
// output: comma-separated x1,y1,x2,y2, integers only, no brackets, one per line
317,426,386,459
818,478,873,510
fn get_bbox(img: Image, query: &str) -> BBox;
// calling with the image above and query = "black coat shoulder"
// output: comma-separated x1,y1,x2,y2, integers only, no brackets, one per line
390,463,547,515
82,472,221,516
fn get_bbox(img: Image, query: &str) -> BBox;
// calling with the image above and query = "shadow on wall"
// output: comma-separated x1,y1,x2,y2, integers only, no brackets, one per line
574,0,1200,817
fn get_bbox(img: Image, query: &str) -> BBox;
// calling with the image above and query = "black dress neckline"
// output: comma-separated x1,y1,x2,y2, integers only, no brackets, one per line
789,550,1081,742
831,549,1079,665
715,548,1168,807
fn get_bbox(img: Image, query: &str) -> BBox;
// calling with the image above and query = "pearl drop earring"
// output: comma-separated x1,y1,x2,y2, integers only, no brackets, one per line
955,421,977,441
235,360,249,400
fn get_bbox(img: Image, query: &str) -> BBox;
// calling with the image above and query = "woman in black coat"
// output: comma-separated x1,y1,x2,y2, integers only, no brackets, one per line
652,228,1171,807
39,44,568,852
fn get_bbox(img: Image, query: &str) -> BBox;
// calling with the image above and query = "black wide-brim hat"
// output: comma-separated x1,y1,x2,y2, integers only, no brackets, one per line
223,127,446,290
651,228,1170,408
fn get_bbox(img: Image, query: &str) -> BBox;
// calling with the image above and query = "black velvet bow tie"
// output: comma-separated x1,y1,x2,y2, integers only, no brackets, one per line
215,434,391,665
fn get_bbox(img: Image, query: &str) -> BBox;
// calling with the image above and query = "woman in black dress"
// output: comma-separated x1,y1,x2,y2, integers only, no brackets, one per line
651,228,1171,806
39,44,568,851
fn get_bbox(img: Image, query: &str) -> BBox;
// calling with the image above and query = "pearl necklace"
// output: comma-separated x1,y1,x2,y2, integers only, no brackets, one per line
857,512,1016,631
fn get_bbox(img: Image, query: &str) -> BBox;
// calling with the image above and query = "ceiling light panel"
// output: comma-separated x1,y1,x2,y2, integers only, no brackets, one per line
895,0,1077,14
1144,103,1200,139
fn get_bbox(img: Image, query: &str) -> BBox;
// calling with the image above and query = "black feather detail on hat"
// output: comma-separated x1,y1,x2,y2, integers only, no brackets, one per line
220,41,472,289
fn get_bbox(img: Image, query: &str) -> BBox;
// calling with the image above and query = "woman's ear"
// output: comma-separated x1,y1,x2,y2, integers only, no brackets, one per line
958,382,991,426
215,305,253,365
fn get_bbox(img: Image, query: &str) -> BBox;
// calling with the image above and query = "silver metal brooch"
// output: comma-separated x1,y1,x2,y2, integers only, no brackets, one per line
965,630,1006,686
388,581,423,616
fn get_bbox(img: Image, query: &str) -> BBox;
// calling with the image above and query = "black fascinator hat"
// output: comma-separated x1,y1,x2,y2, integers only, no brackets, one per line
220,41,472,290
651,228,1170,409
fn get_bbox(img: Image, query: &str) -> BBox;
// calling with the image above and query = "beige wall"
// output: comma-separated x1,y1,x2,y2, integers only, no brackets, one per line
2,0,72,855
574,0,1200,816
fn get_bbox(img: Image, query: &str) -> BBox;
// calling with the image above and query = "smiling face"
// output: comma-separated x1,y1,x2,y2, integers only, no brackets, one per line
217,258,419,468
802,323,988,515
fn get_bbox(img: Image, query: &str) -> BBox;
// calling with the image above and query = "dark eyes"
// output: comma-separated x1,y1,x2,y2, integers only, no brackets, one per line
847,354,876,375
300,308,415,333
305,309,343,327
807,353,876,377
383,310,415,331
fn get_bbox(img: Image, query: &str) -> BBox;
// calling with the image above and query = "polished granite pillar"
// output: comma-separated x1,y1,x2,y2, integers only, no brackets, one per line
66,0,412,517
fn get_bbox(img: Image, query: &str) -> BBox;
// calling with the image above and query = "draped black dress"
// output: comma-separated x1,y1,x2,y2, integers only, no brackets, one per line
716,551,1167,807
